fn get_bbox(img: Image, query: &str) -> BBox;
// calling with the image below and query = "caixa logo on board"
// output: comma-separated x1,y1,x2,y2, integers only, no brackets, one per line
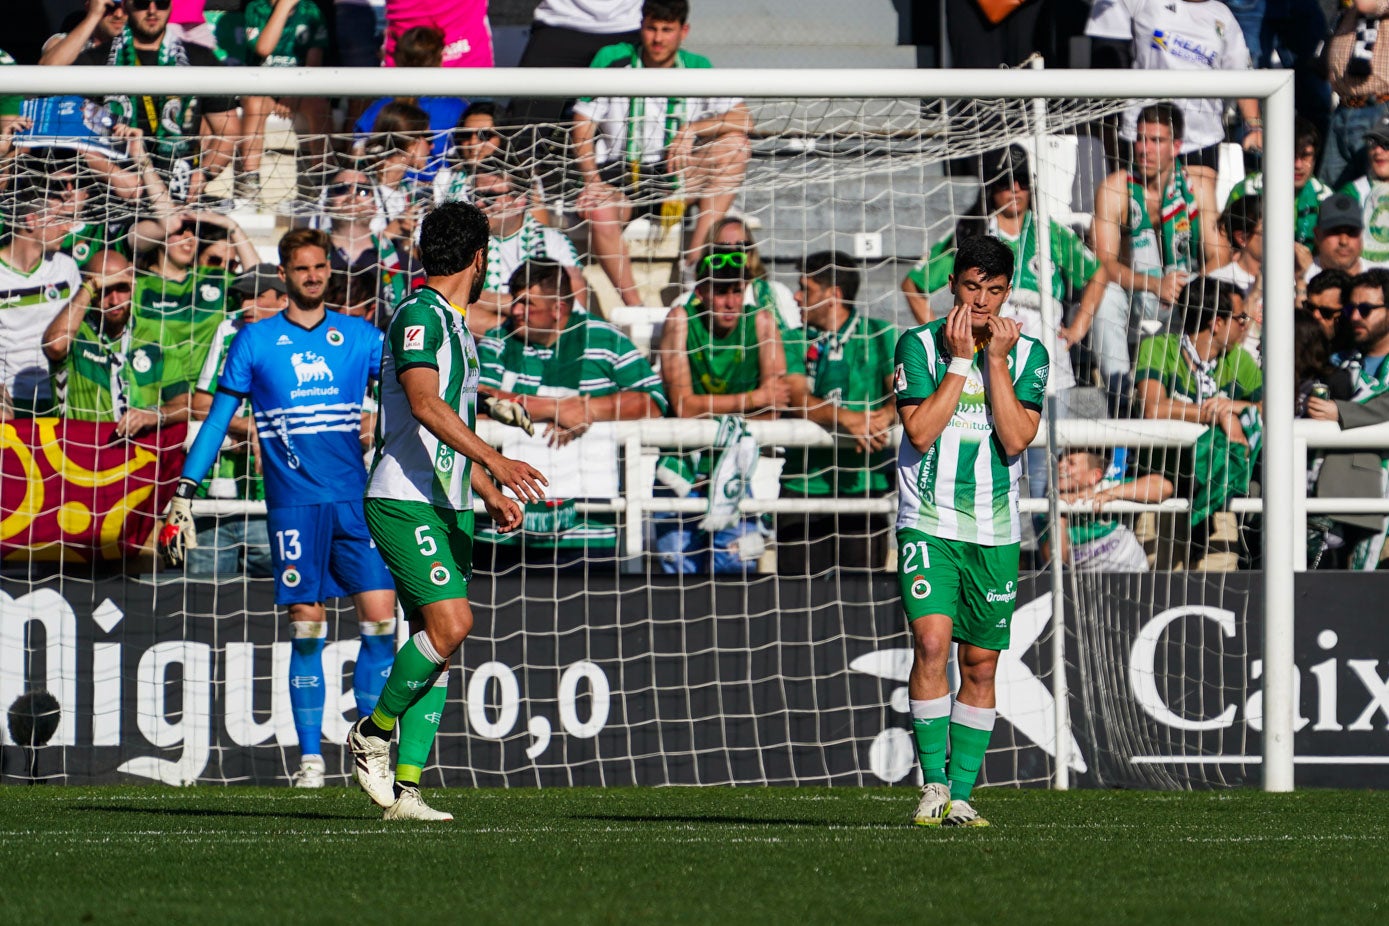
1128,605,1389,738
0,588,614,785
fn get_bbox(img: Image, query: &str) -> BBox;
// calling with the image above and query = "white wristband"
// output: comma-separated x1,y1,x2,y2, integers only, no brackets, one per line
947,357,973,378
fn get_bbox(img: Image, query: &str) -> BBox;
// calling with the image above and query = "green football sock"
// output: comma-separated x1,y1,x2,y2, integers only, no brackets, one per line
946,702,997,803
905,716,950,788
368,633,446,732
395,671,448,787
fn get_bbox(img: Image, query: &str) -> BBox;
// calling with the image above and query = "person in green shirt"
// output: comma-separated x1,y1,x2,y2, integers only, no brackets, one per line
655,244,788,573
571,0,753,305
780,250,897,575
42,249,191,431
477,259,667,559
130,210,260,393
1225,116,1329,250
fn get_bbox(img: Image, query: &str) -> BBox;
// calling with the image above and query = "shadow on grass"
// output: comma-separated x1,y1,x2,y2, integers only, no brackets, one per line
78,804,365,822
570,813,868,828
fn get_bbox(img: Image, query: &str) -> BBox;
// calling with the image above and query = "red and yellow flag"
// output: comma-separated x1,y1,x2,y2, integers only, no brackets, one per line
0,418,187,561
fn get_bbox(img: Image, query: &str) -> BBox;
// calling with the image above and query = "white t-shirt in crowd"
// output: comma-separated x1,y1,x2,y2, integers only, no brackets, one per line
534,0,642,33
1089,0,1252,150
573,94,741,166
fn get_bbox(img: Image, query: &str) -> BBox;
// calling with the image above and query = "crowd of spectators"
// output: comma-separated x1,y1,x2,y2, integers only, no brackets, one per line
5,0,1389,575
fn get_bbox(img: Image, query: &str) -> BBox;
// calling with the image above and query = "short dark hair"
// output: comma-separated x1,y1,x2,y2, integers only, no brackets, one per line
1307,268,1351,301
1349,268,1389,305
643,0,689,23
461,100,498,124
1222,194,1262,248
952,235,1014,284
420,201,490,277
1178,276,1234,336
278,227,331,267
1066,449,1109,474
1295,116,1320,156
1137,102,1184,142
507,260,571,302
395,25,445,68
800,250,860,304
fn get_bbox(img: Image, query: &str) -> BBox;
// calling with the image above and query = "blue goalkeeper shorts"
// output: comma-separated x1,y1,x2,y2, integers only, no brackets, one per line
265,500,394,605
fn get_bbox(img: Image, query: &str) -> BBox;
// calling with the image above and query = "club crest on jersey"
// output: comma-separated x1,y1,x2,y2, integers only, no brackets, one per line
910,575,931,600
894,363,907,393
404,325,426,351
282,566,302,588
326,327,344,347
429,562,451,586
200,283,221,303
44,284,61,301
131,349,152,374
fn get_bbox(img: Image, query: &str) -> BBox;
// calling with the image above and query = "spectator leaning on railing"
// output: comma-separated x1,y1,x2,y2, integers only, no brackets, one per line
1308,267,1389,569
1038,449,1173,573
779,251,897,576
43,248,190,434
654,244,787,573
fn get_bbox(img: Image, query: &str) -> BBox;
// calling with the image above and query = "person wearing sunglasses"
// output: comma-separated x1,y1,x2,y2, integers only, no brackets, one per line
42,249,189,436
1304,269,1350,342
324,168,412,332
1306,268,1389,568
654,244,787,574
60,0,239,205
433,102,504,205
39,0,128,66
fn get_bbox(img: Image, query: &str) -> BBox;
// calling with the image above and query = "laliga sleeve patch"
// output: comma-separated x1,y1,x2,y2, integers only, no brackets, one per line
403,325,426,352
894,363,908,394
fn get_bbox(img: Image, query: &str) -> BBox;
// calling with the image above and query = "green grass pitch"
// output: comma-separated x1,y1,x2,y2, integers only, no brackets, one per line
1,786,1386,924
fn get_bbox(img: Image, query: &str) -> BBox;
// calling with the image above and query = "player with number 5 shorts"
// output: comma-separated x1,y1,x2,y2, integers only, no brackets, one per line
893,235,1048,828
158,228,399,790
346,201,548,822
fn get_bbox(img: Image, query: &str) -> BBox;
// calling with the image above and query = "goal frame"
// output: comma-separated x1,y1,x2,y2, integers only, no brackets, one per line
1,63,1298,791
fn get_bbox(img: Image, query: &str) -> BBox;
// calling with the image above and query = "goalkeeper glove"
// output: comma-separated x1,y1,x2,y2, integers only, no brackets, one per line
158,479,199,568
483,396,535,436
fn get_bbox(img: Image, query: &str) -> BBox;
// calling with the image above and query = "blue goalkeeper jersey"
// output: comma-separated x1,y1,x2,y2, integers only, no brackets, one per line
217,310,383,506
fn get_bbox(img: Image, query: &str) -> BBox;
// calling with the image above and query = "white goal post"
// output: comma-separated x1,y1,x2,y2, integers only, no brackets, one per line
0,64,1297,791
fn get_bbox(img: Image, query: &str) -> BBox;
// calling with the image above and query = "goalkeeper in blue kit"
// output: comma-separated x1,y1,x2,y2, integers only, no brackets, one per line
159,229,399,789
892,235,1048,827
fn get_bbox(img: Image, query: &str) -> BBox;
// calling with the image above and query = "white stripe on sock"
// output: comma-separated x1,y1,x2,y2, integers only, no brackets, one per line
412,631,445,665
951,701,997,731
910,695,951,721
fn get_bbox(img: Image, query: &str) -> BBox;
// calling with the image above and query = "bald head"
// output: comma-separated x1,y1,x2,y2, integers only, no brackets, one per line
86,249,135,334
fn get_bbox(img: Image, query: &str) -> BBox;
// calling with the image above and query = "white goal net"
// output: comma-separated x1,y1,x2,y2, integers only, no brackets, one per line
0,63,1295,791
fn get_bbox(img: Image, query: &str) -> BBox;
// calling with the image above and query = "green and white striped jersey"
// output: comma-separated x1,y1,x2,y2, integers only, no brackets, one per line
367,286,481,510
483,215,580,294
894,318,1049,544
478,309,668,411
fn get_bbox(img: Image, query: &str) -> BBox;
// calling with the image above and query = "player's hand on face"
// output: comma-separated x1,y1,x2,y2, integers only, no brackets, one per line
486,495,524,533
490,455,548,502
944,304,974,359
985,315,1019,360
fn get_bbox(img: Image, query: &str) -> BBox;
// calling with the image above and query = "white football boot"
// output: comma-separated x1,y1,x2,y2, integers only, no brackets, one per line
912,782,952,827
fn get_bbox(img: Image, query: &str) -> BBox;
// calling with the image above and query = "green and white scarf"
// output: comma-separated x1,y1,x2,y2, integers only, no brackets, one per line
103,26,196,155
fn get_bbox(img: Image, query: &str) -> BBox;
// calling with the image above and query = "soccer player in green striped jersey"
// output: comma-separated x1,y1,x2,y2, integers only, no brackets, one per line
894,235,1048,828
347,201,548,821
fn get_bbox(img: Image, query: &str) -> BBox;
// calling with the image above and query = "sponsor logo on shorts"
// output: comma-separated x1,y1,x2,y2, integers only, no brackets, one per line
429,562,451,586
910,575,931,599
986,580,1017,604
282,566,301,588
403,325,426,351
326,327,344,347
